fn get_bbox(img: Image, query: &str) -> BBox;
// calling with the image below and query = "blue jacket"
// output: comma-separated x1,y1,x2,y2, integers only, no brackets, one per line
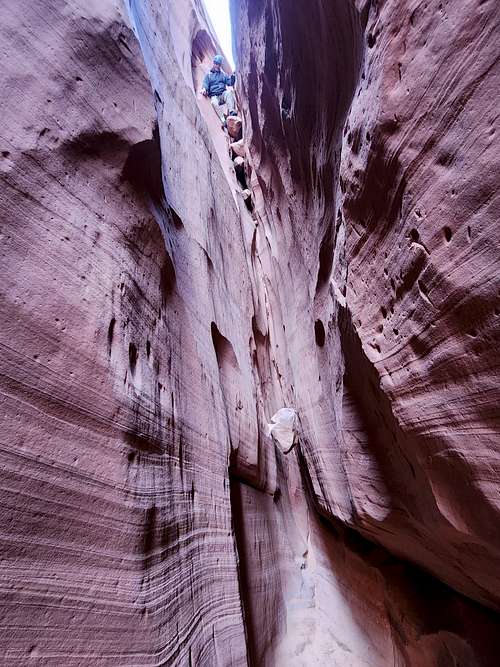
202,68,235,97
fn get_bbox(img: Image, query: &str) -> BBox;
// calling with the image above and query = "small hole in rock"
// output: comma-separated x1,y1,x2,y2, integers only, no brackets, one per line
367,33,376,48
410,228,419,242
381,306,387,319
314,320,326,347
129,342,138,374
146,340,151,358
107,318,116,356
444,226,452,242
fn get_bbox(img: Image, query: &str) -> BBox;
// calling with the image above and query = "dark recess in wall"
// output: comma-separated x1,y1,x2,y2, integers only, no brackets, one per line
314,319,326,346
122,121,165,202
211,322,239,371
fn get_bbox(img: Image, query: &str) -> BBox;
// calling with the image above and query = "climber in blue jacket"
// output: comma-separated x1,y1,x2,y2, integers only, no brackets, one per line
201,55,237,124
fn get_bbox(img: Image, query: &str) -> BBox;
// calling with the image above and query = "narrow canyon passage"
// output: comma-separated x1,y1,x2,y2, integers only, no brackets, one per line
0,0,499,665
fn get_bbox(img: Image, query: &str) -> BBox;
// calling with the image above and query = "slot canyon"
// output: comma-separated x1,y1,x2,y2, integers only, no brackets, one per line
0,0,499,664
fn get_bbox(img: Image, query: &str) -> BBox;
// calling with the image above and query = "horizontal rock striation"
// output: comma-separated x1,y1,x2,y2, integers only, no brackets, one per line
0,0,499,664
0,0,254,663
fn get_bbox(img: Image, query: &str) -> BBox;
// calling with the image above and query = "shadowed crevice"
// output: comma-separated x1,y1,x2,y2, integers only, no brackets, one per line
122,121,165,202
211,322,239,371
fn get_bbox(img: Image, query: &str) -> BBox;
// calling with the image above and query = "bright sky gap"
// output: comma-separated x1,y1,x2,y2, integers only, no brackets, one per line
203,0,235,69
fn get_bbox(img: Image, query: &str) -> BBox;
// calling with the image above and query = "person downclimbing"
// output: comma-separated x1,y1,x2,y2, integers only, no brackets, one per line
201,54,237,127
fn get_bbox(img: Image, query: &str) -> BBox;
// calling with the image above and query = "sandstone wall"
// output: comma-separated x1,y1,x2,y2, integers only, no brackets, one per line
1,0,252,662
0,0,499,665
233,0,500,663
340,0,500,611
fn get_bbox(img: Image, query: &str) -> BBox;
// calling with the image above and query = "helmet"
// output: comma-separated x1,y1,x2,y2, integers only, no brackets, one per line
213,54,223,65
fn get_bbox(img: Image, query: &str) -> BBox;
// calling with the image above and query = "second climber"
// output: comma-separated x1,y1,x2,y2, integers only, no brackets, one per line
201,54,237,126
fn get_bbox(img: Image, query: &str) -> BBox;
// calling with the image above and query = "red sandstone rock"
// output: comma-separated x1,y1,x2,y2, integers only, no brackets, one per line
234,0,500,662
227,115,243,140
340,0,500,612
0,0,252,663
230,138,246,158
1,0,499,664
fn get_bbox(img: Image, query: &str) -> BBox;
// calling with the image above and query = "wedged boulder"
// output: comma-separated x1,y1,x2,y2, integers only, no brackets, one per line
226,115,242,140
230,138,246,158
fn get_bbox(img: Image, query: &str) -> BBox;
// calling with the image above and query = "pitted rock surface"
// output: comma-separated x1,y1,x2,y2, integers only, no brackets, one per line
1,0,499,665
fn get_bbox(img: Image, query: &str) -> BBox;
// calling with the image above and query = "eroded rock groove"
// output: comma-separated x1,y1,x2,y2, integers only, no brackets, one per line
0,0,499,665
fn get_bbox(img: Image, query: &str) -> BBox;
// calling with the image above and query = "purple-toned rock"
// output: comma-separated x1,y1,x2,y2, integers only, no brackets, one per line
1,0,499,664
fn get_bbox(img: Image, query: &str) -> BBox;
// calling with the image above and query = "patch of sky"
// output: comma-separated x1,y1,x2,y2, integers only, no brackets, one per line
203,0,235,69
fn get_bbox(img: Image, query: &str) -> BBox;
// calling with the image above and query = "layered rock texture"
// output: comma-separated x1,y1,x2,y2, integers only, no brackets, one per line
0,0,499,665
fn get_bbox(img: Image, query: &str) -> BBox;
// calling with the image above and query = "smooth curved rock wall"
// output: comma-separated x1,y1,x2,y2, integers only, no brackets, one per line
0,0,253,663
234,0,500,663
1,0,499,664
339,0,500,611
235,0,500,610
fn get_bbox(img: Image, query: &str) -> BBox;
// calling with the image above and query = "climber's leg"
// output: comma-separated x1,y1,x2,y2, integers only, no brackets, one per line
222,89,237,115
210,95,226,123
